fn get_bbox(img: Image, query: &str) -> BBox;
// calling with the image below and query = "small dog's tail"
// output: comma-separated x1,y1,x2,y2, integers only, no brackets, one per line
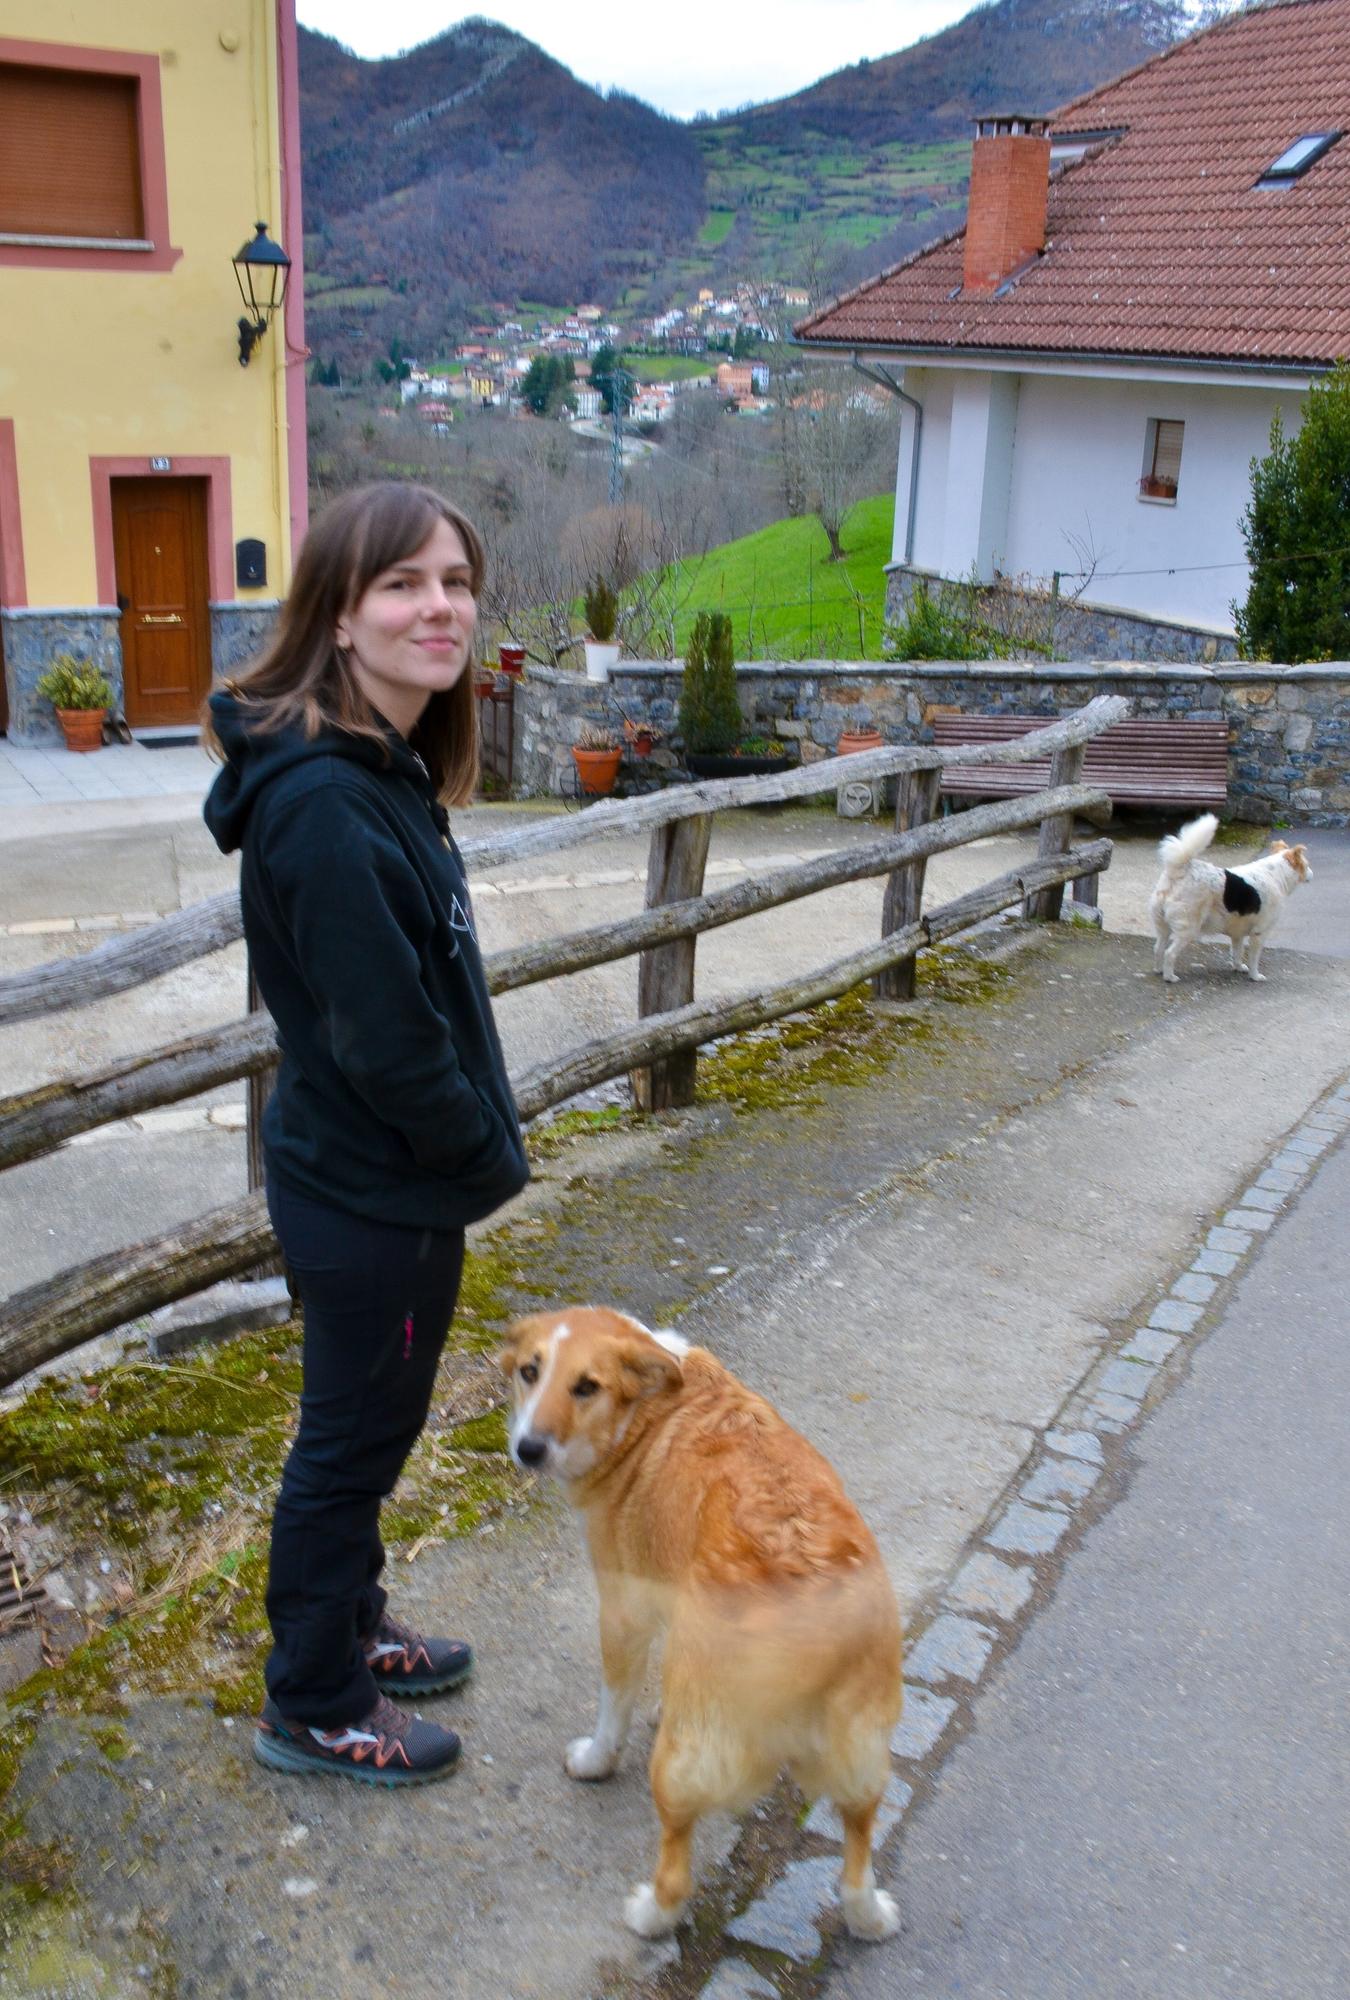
1158,812,1218,883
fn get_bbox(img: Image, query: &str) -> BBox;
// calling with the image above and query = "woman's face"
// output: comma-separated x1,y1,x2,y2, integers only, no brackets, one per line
335,516,477,734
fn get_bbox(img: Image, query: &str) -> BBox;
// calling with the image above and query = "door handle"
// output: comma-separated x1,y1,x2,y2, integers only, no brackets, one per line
140,613,184,625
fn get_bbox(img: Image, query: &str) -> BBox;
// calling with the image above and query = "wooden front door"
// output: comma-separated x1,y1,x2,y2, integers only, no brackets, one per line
111,478,211,727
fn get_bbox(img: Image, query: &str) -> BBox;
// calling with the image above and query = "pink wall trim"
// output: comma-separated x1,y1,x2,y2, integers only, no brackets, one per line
275,0,309,560
0,420,27,607
0,39,181,272
89,457,233,605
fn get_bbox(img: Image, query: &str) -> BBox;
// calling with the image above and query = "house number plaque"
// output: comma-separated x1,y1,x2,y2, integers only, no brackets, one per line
149,457,172,472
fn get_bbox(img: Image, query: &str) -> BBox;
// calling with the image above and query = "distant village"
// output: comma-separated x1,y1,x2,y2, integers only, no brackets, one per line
373,280,812,433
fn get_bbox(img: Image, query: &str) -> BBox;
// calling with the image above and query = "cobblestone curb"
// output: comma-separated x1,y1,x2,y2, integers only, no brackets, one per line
647,1077,1350,2000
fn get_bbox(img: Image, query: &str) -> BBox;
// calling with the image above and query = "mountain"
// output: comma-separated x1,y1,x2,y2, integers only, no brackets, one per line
695,0,1188,289
299,0,1188,365
299,16,703,343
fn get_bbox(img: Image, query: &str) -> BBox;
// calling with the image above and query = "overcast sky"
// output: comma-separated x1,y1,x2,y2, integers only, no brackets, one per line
295,0,981,119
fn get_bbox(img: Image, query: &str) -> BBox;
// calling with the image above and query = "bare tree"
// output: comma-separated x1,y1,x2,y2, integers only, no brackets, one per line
777,362,894,562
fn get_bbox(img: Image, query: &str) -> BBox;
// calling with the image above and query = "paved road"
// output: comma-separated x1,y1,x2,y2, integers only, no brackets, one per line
828,1123,1350,2000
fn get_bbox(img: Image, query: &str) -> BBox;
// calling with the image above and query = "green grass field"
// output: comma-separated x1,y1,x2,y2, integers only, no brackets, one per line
698,209,737,246
622,353,716,383
648,493,896,660
690,128,968,261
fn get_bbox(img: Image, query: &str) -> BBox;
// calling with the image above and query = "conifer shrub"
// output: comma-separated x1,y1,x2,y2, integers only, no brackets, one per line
583,575,618,641
1235,362,1350,662
703,611,742,752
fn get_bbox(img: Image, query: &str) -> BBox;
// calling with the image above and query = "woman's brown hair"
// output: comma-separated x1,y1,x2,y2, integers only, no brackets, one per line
201,482,484,804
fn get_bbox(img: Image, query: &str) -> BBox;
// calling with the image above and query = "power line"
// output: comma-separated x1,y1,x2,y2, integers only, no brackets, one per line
1058,538,1350,583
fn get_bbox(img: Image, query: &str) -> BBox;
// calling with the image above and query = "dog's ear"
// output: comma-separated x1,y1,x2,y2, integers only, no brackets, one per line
497,1316,533,1380
615,1336,683,1403
1270,839,1289,853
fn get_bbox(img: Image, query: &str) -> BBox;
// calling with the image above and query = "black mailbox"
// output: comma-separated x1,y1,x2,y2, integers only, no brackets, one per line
236,538,267,588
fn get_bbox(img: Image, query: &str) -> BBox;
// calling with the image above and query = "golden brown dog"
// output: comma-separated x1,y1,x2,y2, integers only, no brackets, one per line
499,1306,903,1940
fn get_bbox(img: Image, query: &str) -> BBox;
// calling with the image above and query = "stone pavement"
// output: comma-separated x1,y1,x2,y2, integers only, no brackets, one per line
825,1088,1350,2000
0,734,215,809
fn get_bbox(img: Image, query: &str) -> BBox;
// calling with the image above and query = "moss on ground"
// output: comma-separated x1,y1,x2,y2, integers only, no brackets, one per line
695,947,1006,1113
0,1228,564,1817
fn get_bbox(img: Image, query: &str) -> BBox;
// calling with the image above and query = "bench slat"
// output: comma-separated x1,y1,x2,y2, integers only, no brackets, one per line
932,714,1227,808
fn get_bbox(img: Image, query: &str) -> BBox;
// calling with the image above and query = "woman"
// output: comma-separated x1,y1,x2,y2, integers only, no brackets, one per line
203,482,528,1788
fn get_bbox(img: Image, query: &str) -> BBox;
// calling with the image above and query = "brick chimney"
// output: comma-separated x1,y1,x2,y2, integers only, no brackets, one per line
962,116,1051,296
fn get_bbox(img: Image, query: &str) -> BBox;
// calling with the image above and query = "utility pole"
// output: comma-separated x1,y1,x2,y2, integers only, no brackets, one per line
608,361,626,506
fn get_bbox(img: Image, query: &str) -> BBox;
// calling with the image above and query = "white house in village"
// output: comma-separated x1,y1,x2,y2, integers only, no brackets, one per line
798,0,1350,655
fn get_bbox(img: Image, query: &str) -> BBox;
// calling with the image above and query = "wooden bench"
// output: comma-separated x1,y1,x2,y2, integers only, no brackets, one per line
931,715,1228,813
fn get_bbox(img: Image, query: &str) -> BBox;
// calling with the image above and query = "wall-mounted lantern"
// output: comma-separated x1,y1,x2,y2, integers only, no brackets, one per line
232,222,291,367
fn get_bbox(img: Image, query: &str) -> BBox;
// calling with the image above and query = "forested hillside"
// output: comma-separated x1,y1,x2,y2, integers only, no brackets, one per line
299,16,704,335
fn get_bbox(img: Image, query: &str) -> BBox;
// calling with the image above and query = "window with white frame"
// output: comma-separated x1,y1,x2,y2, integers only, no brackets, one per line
1140,418,1184,502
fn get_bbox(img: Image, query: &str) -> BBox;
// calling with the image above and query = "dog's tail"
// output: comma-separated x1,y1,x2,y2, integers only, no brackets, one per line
1158,812,1218,883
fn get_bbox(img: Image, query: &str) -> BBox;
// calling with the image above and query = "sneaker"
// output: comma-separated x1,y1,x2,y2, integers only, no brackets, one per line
253,1692,460,1788
363,1612,473,1698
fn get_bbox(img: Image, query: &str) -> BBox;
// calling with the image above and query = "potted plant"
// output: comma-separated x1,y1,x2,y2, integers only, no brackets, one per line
571,720,623,796
582,576,621,682
679,613,795,778
622,716,663,759
836,726,885,756
36,654,114,753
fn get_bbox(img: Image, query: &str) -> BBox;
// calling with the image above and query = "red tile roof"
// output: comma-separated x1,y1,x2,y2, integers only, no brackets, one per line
798,0,1350,368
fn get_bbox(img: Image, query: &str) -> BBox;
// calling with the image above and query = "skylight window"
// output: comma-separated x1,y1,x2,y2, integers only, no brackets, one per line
1257,132,1341,186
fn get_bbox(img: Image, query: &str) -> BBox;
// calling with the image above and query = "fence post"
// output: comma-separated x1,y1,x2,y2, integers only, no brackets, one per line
630,812,713,1111
873,763,942,1002
1025,743,1087,921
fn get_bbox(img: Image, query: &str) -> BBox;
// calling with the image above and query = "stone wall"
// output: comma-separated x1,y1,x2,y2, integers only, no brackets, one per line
0,608,123,745
3,602,280,744
885,568,1240,665
209,600,281,678
509,659,1349,826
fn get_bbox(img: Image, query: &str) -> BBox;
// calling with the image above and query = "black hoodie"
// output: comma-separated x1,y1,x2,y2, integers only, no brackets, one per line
203,691,528,1231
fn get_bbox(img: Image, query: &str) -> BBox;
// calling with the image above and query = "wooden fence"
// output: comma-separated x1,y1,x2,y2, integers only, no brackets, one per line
0,694,1128,1389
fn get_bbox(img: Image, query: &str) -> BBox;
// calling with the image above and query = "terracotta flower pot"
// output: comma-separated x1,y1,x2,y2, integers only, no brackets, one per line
836,727,884,756
56,707,107,753
572,746,622,796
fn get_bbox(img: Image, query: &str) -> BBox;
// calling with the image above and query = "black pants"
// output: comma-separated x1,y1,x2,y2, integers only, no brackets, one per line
264,1179,465,1726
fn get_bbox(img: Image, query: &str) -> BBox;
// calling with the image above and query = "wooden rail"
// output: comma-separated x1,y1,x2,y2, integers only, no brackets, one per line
0,695,1125,1028
0,781,1107,1173
0,696,1128,1387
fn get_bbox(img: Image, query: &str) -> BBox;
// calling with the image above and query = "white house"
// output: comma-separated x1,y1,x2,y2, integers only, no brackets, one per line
797,0,1350,655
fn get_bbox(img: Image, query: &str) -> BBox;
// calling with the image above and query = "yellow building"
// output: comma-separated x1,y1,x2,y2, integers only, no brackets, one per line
0,1,306,742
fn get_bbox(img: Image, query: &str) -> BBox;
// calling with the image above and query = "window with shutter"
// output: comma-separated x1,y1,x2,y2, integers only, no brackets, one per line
1140,418,1184,501
0,63,143,241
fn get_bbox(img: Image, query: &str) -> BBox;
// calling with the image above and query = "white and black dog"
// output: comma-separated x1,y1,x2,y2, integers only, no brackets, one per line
1150,813,1312,984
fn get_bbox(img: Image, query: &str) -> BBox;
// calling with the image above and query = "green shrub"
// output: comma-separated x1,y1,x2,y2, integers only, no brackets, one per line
702,611,741,753
679,611,711,751
1235,361,1350,662
583,575,618,642
884,579,1007,661
36,654,114,710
